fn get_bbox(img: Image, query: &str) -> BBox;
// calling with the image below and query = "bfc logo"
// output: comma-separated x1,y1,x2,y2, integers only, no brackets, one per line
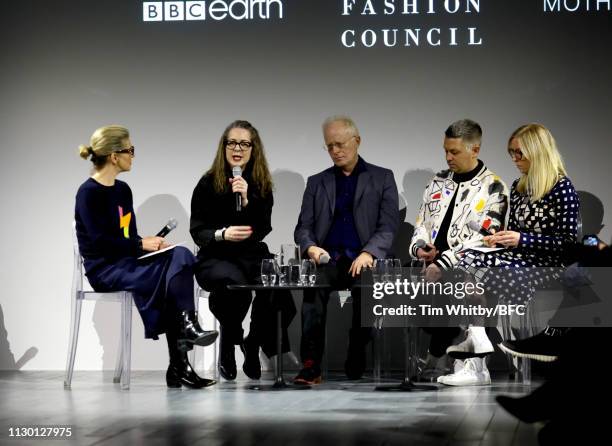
143,0,284,22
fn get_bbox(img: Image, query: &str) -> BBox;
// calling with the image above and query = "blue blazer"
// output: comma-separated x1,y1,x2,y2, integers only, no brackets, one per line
294,159,400,260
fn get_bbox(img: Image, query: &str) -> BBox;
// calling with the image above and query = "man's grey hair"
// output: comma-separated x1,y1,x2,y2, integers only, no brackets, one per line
322,115,360,137
445,119,482,150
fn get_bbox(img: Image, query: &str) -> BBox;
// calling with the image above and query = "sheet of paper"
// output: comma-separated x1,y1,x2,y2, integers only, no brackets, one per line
137,242,186,260
463,246,506,253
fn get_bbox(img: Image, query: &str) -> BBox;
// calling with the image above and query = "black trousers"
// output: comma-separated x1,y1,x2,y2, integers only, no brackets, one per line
194,246,295,358
301,256,372,364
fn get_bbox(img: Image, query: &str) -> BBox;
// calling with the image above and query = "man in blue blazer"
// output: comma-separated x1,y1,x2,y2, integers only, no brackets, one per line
293,115,400,384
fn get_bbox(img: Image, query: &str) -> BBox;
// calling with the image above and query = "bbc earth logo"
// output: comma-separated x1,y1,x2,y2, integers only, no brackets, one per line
143,0,284,22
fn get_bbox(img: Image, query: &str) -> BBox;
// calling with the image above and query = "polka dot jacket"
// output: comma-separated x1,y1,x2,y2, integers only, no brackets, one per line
459,176,579,305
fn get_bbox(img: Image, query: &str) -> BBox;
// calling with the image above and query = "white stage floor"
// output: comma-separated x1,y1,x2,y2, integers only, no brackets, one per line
0,371,540,445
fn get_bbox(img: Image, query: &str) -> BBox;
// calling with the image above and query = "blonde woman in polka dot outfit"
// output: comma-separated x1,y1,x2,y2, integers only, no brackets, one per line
438,124,579,385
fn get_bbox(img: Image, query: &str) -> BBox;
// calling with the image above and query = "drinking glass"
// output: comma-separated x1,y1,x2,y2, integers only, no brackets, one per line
280,244,301,285
261,259,277,286
393,259,403,282
382,258,394,283
410,259,425,282
372,258,388,284
300,259,317,286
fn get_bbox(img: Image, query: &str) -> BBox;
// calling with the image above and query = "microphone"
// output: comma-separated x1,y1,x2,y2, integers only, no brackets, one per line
232,166,242,212
156,218,178,237
415,239,433,252
319,253,330,264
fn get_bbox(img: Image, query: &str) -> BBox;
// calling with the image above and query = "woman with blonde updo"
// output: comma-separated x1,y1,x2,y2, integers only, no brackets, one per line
75,125,218,389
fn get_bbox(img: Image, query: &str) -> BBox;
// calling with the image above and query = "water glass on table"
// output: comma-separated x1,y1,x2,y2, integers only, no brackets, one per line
410,259,425,282
261,259,277,286
372,259,383,284
381,258,394,283
393,258,403,282
280,244,301,285
300,259,317,286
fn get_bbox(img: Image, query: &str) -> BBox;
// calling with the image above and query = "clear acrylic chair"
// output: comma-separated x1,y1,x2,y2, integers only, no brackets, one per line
500,212,582,385
191,285,218,375
500,302,538,385
64,223,133,390
190,244,219,375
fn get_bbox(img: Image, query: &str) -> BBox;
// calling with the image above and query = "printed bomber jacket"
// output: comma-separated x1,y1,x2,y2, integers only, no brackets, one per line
409,163,509,269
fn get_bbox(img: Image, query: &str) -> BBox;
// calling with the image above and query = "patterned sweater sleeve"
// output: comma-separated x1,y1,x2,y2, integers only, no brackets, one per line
519,177,579,252
409,182,432,258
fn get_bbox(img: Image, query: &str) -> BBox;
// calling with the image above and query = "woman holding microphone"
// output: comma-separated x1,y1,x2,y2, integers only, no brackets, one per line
190,120,295,381
75,125,218,389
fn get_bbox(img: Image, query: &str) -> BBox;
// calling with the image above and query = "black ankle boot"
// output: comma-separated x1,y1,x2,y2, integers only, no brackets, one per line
166,353,217,389
219,330,237,380
177,310,218,351
240,335,261,380
166,328,216,389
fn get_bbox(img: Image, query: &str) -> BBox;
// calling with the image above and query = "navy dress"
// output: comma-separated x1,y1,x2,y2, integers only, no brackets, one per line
459,176,579,305
75,178,195,339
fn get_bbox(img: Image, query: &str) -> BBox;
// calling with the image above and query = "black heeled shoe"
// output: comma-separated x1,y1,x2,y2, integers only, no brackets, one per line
166,352,217,389
177,310,218,352
240,336,261,380
219,333,237,380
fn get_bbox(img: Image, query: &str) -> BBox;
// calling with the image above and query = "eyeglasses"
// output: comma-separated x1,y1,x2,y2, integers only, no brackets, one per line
324,135,357,152
114,146,135,156
225,139,253,152
507,148,524,160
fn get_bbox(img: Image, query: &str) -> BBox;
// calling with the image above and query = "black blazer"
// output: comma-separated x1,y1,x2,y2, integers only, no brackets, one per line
294,158,400,259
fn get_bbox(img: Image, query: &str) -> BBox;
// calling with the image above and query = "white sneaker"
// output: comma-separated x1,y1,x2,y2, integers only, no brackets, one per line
437,358,491,386
437,359,463,384
446,326,494,359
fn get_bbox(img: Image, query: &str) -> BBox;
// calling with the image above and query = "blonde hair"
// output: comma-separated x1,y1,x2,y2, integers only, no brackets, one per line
511,124,567,202
78,125,130,168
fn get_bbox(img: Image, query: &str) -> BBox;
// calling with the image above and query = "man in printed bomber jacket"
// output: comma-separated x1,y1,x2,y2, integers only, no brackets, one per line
409,119,509,385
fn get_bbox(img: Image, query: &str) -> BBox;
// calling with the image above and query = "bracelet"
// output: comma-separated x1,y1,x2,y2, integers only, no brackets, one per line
214,227,227,242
